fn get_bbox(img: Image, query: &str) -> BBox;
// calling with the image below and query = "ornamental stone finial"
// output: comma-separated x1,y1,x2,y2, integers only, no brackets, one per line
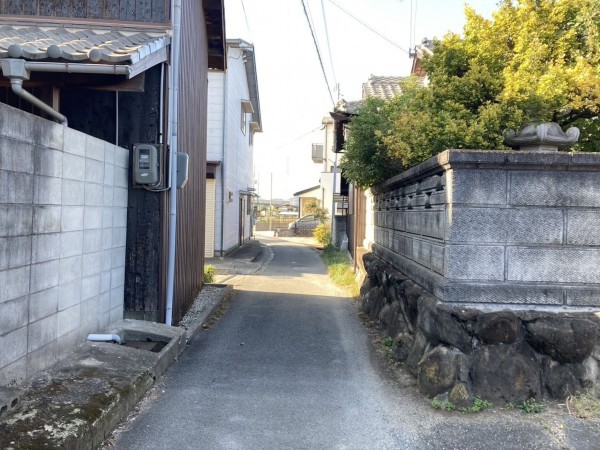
503,122,579,152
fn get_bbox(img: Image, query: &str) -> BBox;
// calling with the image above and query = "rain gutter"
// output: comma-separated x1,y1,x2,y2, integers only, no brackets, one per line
0,58,132,126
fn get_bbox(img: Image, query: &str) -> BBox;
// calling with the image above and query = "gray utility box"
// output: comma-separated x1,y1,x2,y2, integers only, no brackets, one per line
133,143,160,185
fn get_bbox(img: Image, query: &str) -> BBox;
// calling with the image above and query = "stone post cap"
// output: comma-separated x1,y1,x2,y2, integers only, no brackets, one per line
504,122,579,152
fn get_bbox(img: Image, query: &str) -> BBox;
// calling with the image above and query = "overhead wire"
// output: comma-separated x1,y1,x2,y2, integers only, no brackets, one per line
266,126,322,153
320,0,339,99
326,0,410,55
301,0,336,107
240,0,252,40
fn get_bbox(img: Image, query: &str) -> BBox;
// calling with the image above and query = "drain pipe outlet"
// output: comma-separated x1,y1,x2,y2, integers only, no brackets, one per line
87,334,122,344
1,58,68,126
10,78,68,126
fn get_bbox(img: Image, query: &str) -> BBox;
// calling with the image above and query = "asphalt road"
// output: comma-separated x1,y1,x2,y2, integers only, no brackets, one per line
113,237,594,450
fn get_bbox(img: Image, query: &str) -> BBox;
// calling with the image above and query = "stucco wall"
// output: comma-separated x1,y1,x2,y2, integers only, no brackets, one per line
371,150,600,308
0,104,128,386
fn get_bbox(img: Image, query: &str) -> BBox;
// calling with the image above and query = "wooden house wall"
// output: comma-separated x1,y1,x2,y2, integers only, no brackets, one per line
0,0,170,23
168,0,208,324
60,65,164,322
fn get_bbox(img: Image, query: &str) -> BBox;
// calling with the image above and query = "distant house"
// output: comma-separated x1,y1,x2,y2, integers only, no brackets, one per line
328,75,406,255
206,39,262,257
293,185,321,216
0,0,225,386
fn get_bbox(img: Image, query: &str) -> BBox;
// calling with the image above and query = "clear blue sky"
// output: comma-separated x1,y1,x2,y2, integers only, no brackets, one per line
224,0,502,199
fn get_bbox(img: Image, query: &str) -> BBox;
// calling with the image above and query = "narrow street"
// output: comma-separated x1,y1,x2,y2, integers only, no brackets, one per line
113,237,578,450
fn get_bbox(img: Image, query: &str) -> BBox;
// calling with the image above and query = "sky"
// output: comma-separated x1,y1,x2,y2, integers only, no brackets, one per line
224,0,503,199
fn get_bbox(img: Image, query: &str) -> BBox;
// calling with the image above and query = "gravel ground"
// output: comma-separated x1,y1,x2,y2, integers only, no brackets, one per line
177,284,229,330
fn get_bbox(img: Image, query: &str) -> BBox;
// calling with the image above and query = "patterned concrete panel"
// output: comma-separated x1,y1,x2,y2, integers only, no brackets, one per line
566,210,600,245
443,284,563,305
566,289,600,307
508,247,600,283
448,169,507,205
448,207,563,244
445,245,505,281
511,171,600,207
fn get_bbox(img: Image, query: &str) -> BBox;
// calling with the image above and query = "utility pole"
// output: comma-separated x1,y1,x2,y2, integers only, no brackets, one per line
269,172,273,232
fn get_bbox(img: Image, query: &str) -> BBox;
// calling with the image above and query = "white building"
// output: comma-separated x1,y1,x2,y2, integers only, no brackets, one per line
206,39,262,257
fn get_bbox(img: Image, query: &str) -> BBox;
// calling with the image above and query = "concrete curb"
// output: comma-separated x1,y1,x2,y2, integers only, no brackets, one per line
182,284,234,341
0,321,187,450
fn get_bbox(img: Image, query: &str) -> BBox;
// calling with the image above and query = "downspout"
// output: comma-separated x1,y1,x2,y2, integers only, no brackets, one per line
165,0,183,326
220,70,228,256
0,59,68,126
10,78,68,125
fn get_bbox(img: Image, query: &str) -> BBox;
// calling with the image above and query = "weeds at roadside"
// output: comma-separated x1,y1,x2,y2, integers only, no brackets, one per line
203,265,215,284
320,245,360,297
458,397,493,413
566,385,600,419
432,399,455,411
431,396,493,413
519,398,546,414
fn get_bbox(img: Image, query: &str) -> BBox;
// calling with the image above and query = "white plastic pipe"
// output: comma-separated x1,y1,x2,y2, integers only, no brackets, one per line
9,78,68,125
87,334,122,344
165,0,183,326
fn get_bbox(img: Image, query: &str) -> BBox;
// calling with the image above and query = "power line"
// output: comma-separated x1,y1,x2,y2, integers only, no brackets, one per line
240,0,252,40
301,0,336,107
320,0,339,99
326,0,410,55
267,126,322,153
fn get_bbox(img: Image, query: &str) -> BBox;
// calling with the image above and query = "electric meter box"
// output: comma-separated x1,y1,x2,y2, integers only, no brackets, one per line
133,144,160,185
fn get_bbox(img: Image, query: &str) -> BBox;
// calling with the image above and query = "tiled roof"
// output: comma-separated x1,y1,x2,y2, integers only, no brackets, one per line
334,98,363,114
0,25,170,64
361,75,405,100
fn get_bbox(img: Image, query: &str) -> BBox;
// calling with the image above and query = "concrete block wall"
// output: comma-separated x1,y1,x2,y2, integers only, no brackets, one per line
0,103,128,386
371,150,600,308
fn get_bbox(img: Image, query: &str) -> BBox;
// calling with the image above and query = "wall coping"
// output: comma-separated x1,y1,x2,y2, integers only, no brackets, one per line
373,150,600,193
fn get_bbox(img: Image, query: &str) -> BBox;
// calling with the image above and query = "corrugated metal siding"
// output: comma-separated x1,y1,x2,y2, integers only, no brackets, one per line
205,179,216,258
0,0,170,23
167,0,209,324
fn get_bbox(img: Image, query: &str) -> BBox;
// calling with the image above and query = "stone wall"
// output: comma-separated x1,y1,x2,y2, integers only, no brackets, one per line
364,149,600,402
362,254,600,403
372,150,600,308
0,103,128,386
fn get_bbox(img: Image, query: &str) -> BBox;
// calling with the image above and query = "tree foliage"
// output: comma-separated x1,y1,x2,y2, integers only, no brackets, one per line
340,0,600,188
304,200,329,223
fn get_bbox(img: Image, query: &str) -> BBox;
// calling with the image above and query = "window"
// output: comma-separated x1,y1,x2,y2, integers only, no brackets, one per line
240,107,247,135
240,100,253,136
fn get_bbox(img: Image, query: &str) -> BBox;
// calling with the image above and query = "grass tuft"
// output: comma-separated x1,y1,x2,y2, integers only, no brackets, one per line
320,245,360,297
567,385,600,419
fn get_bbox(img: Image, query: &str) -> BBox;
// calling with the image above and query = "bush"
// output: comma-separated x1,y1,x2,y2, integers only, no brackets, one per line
313,223,331,246
203,265,215,284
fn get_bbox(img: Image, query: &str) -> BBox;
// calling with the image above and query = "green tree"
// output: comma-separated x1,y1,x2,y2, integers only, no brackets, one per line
339,97,404,188
340,0,600,188
304,200,329,223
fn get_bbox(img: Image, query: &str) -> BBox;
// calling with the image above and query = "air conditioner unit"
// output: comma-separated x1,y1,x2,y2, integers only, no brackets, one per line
312,143,324,163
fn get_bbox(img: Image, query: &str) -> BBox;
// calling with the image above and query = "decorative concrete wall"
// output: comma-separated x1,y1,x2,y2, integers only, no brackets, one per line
0,103,128,386
372,150,600,308
364,149,600,402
